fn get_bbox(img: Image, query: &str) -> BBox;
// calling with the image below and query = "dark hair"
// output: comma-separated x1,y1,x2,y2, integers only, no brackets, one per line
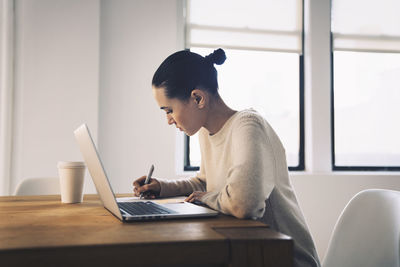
152,48,226,100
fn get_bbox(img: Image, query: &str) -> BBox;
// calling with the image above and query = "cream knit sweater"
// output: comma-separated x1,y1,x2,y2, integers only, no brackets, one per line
157,109,320,267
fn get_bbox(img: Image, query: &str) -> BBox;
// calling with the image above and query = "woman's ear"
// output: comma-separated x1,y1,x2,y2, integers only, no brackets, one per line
191,89,206,108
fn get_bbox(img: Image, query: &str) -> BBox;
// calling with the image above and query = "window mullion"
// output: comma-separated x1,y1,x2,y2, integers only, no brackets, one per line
304,0,332,172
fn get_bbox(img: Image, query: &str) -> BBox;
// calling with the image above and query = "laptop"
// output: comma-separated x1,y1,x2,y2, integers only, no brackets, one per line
74,124,218,221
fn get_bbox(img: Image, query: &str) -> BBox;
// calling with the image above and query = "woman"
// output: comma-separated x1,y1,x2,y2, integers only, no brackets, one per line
133,48,320,267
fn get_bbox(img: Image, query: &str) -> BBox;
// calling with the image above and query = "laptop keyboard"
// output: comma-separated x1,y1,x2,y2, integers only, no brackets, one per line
118,201,176,216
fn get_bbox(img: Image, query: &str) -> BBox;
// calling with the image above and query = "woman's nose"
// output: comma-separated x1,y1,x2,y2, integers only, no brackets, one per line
167,115,175,125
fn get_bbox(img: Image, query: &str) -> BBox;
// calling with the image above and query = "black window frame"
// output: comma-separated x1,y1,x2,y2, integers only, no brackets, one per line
330,48,400,171
329,16,400,173
184,53,305,172
184,1,306,172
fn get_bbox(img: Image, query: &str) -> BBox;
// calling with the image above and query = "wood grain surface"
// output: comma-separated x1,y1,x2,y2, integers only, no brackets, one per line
0,194,293,267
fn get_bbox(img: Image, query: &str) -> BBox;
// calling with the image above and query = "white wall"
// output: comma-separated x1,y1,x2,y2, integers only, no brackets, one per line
4,0,400,262
98,0,183,193
8,0,182,195
11,0,99,193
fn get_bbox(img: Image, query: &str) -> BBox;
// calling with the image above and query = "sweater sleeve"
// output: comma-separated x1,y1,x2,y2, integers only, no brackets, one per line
156,163,207,197
200,117,276,219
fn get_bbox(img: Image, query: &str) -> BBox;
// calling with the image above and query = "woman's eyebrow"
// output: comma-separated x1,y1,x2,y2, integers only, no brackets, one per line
160,106,170,110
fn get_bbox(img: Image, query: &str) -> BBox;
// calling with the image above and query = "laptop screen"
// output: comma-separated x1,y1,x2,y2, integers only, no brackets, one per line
74,124,123,220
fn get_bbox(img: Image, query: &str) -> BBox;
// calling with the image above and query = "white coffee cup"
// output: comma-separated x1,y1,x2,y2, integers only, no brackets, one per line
57,161,86,203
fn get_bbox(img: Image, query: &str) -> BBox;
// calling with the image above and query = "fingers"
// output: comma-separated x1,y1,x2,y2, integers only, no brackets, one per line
133,187,140,197
133,176,147,197
133,176,147,188
185,191,207,203
139,183,153,193
185,193,194,203
133,176,161,197
141,193,156,199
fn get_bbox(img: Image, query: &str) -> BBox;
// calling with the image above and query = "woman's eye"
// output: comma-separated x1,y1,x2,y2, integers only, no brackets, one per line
166,110,172,114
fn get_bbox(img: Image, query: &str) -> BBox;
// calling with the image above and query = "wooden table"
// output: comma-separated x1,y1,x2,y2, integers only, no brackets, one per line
0,194,293,267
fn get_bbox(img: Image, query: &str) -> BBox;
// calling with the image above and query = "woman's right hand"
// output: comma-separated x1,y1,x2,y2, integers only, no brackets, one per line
132,176,161,199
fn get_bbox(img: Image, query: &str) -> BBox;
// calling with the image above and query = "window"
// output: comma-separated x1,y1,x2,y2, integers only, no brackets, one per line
331,0,400,170
184,0,304,171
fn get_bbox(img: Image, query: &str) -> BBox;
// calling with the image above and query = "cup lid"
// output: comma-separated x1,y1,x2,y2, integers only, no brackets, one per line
57,161,85,168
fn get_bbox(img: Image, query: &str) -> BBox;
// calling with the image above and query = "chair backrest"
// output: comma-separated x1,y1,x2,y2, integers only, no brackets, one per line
14,177,60,196
323,189,400,267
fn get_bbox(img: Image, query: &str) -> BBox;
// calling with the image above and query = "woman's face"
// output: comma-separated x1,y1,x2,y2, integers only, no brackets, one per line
152,87,206,136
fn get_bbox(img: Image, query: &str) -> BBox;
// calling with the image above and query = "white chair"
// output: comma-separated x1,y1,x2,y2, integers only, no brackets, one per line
323,189,400,267
14,177,60,196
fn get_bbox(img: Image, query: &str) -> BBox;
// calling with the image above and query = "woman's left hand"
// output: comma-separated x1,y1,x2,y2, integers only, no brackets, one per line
185,191,207,203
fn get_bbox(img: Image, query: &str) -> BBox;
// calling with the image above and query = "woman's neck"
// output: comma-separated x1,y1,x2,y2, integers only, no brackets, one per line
203,94,237,135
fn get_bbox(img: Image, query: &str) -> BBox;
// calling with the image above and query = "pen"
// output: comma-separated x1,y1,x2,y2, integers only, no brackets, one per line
140,164,154,199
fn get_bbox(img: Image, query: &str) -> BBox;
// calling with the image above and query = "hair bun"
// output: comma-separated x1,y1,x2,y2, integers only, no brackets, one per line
205,48,226,65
